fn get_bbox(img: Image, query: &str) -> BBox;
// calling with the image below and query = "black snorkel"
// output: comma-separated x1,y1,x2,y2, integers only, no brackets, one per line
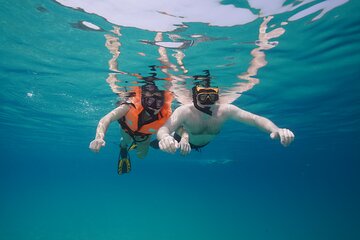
192,86,213,116
192,70,218,116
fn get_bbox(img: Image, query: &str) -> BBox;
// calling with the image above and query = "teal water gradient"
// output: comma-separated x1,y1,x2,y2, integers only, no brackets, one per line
1,0,360,239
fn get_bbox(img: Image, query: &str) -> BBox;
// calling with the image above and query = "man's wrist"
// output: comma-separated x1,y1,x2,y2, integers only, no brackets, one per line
158,133,170,140
95,136,104,141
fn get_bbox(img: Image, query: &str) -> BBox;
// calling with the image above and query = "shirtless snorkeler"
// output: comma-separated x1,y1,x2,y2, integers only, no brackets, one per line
156,82,295,155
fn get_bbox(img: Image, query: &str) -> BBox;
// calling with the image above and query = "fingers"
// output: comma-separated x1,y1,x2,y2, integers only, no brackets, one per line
158,136,191,155
270,132,278,140
89,139,105,152
89,140,98,152
174,141,179,149
89,142,99,152
158,136,178,153
270,129,295,147
278,128,295,147
179,141,191,156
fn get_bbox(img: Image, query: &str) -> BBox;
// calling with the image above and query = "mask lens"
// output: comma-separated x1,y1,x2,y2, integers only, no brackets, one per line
197,92,218,105
155,99,164,108
145,97,155,106
209,94,218,101
198,94,207,102
143,95,164,110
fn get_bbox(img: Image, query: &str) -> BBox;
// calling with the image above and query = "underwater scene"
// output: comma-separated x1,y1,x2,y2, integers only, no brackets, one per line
0,0,359,239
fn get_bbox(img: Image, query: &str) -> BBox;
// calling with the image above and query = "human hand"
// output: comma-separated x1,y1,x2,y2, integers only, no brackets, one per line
270,128,295,147
89,138,106,152
179,138,191,156
158,135,179,154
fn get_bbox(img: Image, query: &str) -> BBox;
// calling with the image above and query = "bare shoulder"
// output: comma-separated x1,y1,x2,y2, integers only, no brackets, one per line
218,103,240,113
217,103,249,118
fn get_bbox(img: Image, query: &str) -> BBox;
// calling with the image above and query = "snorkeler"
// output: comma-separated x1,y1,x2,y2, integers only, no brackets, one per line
90,26,188,175
89,81,174,174
156,71,295,155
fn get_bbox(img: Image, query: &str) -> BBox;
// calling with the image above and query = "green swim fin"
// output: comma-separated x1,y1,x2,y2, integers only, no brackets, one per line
128,142,137,151
118,158,131,175
118,147,131,175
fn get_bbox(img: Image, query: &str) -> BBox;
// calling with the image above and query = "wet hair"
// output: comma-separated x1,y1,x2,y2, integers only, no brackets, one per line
141,83,160,93
193,70,211,87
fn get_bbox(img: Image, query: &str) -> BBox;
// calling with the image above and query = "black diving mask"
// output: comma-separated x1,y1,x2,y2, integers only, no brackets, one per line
143,95,164,110
195,86,219,105
141,83,165,111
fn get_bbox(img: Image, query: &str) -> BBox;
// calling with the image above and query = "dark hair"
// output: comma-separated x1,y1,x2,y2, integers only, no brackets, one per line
141,83,159,93
193,70,211,87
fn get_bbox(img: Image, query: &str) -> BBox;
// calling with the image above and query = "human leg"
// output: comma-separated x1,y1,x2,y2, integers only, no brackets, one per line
118,128,133,175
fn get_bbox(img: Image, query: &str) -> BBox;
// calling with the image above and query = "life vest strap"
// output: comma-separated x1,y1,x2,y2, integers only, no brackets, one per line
118,118,151,142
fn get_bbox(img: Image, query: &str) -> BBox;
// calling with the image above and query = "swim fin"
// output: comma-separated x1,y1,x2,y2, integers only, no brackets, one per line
118,158,131,175
128,142,137,151
118,147,131,175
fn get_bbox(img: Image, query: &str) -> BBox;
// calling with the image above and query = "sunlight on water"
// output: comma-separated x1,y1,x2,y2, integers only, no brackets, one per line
55,0,349,31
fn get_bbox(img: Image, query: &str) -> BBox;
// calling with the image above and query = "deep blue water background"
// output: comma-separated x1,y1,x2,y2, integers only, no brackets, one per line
1,0,360,239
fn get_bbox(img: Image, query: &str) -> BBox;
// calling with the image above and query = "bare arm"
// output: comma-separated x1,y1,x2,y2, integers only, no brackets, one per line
226,104,279,133
89,104,130,152
225,104,295,146
177,126,189,142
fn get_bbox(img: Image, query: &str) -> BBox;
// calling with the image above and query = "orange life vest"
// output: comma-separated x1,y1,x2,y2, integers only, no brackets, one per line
119,87,172,136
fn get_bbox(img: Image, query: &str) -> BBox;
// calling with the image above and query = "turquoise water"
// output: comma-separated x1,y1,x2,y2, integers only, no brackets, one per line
1,0,360,239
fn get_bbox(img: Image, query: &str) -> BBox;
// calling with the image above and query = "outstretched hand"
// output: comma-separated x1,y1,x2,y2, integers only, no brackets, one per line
270,128,295,147
89,138,106,152
158,135,179,154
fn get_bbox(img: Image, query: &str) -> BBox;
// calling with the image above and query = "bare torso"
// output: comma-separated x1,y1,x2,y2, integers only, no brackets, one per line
175,104,230,146
158,99,294,152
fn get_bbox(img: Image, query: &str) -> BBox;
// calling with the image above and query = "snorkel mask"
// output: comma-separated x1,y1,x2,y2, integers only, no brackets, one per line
141,84,165,114
192,85,219,116
191,70,219,116
194,85,219,105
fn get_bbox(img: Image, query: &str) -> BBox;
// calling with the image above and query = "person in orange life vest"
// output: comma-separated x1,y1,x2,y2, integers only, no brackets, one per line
89,82,176,175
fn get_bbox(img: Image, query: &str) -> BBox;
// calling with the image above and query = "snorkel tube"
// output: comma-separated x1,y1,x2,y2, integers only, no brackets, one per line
192,86,213,116
192,70,218,116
